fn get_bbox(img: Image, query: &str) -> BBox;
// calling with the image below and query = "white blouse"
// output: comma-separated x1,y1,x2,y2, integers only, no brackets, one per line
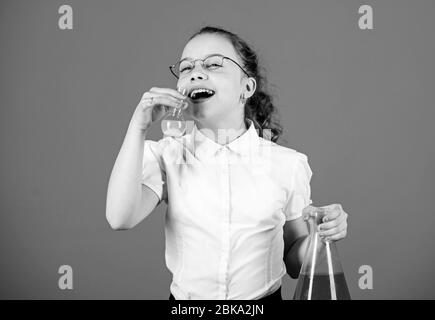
141,119,313,300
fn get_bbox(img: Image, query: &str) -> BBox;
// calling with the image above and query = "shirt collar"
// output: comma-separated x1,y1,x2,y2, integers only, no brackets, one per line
191,118,260,160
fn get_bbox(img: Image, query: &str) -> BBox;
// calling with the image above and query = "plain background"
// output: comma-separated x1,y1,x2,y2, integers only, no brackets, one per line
1,0,434,299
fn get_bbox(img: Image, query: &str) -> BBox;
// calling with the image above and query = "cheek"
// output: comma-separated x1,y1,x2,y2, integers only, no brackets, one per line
218,83,241,102
214,93,238,110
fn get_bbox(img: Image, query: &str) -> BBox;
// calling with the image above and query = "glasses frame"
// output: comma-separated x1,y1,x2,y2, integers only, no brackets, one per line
169,54,250,79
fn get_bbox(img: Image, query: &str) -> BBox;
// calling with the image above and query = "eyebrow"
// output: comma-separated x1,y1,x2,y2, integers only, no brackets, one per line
179,53,225,62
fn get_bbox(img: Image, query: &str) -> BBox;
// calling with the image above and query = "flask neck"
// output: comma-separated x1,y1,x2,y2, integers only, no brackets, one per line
171,107,183,118
307,209,326,237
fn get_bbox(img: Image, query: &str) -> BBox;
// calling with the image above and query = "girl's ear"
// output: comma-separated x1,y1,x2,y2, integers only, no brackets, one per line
244,77,257,99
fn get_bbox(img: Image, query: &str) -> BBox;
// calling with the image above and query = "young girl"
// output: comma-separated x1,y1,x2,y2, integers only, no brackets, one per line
105,26,349,300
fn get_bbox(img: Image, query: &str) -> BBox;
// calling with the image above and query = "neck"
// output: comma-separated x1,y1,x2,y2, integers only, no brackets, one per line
196,117,248,146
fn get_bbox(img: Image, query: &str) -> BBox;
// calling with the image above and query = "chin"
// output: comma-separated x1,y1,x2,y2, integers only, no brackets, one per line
190,102,216,118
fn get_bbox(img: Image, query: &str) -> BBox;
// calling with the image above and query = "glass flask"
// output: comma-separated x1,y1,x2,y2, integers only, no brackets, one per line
293,207,351,300
161,87,188,137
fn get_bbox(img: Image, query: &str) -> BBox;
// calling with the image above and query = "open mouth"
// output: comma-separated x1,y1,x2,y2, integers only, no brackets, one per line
188,88,216,103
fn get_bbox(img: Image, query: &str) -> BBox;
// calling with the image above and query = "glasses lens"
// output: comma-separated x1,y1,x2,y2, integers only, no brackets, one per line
204,56,223,69
178,60,193,76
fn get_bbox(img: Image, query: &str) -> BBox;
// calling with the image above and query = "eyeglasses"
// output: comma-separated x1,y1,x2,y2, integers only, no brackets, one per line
169,54,250,79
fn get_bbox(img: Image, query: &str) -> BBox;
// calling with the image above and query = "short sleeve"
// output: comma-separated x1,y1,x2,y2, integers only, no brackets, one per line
283,153,313,221
141,140,167,204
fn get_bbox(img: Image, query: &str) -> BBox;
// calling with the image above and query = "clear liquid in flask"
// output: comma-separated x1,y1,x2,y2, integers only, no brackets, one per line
161,118,186,138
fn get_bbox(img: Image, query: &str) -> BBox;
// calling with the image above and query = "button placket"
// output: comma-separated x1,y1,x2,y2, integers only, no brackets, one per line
217,147,231,299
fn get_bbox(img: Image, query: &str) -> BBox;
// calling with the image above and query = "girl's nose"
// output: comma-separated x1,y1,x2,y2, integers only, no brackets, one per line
189,67,208,81
190,73,207,81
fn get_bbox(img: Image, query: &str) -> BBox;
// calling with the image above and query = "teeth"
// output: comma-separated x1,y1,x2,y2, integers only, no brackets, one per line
190,88,215,99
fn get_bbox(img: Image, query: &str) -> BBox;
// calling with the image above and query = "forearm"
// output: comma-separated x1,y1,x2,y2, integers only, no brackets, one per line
105,121,147,229
284,235,310,279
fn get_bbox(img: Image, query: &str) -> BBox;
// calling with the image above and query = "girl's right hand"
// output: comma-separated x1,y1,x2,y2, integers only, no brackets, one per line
130,87,188,131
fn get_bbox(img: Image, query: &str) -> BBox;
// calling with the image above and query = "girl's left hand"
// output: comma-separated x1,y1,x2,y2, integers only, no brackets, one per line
304,204,349,242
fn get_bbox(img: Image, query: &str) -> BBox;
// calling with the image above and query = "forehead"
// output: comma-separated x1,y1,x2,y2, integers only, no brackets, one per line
180,33,240,62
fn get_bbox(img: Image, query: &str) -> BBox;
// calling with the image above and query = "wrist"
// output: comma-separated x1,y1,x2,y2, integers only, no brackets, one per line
128,121,150,136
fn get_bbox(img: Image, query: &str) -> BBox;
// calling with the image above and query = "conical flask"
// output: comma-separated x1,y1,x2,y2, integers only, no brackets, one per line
293,207,351,300
161,87,188,137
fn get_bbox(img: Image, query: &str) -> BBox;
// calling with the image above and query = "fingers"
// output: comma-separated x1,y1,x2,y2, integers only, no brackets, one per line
319,213,347,232
181,99,190,110
149,87,187,100
302,205,320,221
318,220,347,238
301,203,349,242
317,204,348,241
140,93,184,110
321,204,343,222
140,87,189,112
323,230,347,242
